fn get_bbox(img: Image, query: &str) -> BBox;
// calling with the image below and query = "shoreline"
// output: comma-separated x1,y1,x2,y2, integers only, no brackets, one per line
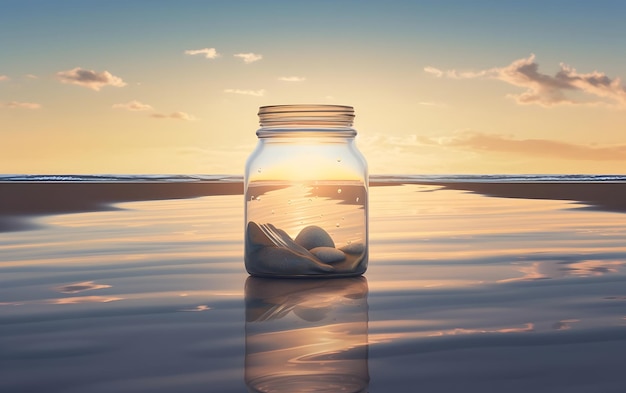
425,181,626,213
0,181,243,232
1,180,625,233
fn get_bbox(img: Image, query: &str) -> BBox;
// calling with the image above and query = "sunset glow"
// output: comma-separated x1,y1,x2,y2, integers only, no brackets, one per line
2,1,626,174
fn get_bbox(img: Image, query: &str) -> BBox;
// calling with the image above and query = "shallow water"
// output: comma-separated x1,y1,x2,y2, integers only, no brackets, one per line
1,183,626,392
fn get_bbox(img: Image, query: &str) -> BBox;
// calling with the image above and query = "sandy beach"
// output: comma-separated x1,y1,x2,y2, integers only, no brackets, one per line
1,178,626,392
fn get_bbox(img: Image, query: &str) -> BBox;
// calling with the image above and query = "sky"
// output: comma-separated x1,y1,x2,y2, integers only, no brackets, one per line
1,0,626,175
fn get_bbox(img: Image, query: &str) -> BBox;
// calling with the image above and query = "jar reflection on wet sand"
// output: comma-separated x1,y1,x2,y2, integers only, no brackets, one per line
244,276,369,392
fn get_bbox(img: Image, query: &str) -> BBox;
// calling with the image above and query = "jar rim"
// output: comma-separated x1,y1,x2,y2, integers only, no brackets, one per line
258,104,354,127
259,104,354,112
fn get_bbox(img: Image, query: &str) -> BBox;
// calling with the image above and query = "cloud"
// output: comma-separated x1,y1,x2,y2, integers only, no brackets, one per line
425,54,626,108
224,88,265,97
423,65,489,79
358,130,626,174
112,100,154,111
278,76,306,82
234,52,262,63
423,66,443,78
357,132,481,174
150,111,195,121
25,74,38,79
1,101,41,109
0,75,9,81
56,67,127,91
425,131,626,161
184,47,220,59
418,101,446,107
112,100,194,120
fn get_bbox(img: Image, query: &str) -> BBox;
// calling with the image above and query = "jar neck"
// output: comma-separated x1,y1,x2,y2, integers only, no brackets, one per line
257,104,356,138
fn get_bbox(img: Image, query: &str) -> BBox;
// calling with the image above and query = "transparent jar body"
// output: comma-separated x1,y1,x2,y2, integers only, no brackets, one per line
244,105,368,278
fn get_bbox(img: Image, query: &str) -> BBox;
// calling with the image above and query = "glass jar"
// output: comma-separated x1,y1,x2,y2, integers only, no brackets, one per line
244,104,368,278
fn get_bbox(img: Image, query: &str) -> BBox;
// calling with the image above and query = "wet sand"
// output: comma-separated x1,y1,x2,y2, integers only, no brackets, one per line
3,180,626,232
432,181,626,213
370,179,626,213
1,179,626,392
0,181,242,231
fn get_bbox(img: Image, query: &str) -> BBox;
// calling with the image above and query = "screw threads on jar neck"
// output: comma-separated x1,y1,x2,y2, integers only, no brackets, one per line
258,105,355,127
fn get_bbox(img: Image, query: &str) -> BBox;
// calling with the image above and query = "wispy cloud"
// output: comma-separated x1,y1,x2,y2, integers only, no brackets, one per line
25,74,38,79
1,101,41,109
224,88,265,97
112,100,154,111
423,66,443,78
358,130,626,174
357,132,464,173
56,67,126,91
150,111,196,121
184,47,220,59
423,131,626,161
423,65,489,79
361,133,431,149
278,76,306,82
418,101,447,107
234,52,262,63
425,54,626,108
0,75,9,81
113,100,194,120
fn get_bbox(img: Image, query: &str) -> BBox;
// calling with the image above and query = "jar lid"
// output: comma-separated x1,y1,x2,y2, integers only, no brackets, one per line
258,105,354,127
